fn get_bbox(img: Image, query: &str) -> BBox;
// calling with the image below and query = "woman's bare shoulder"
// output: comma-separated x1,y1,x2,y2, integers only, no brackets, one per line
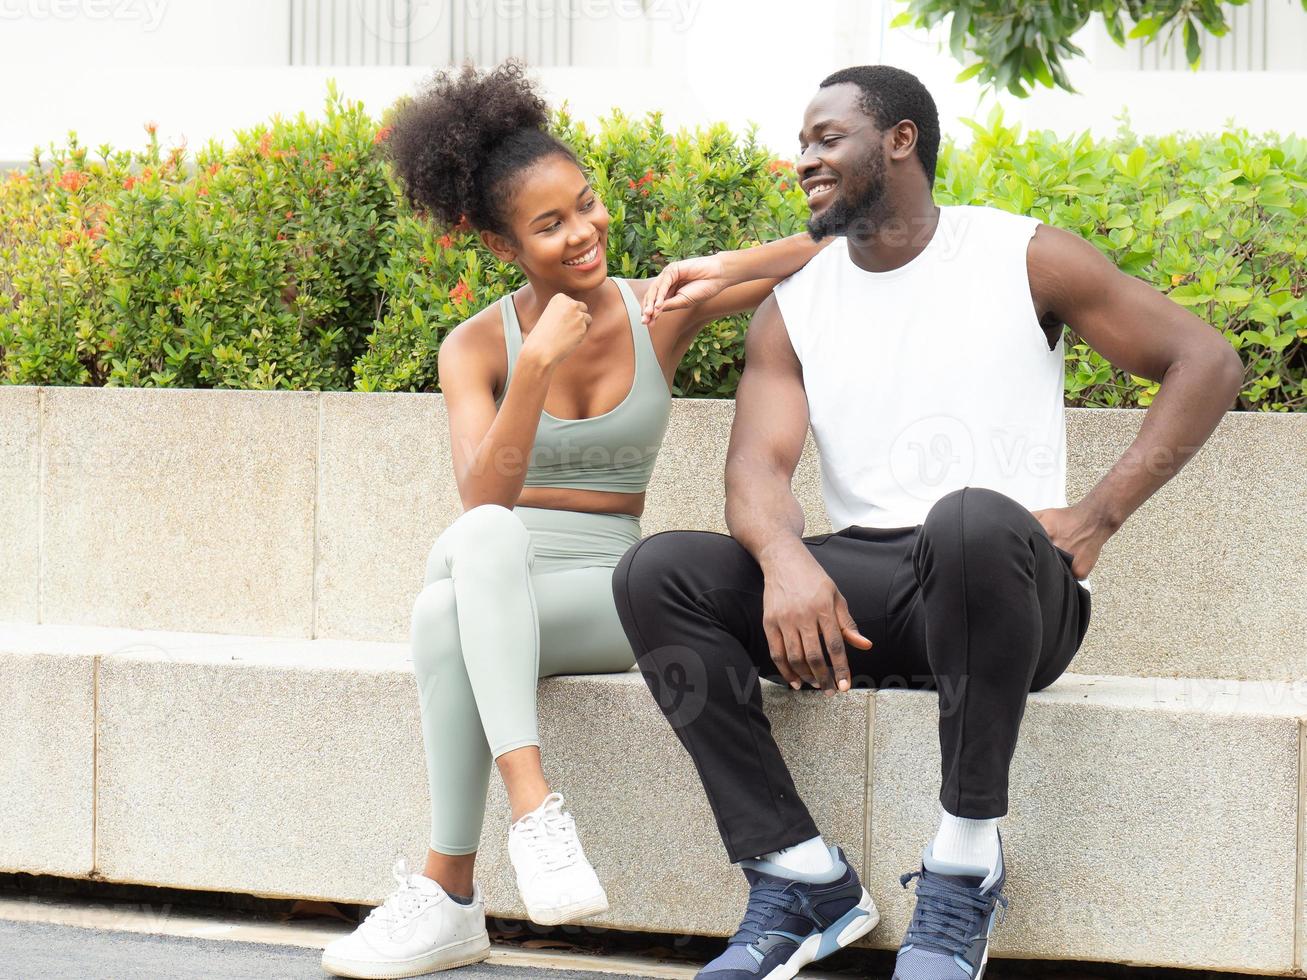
440,297,508,360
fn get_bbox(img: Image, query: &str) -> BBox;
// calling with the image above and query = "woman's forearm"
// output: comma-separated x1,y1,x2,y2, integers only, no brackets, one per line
458,352,554,509
718,232,831,285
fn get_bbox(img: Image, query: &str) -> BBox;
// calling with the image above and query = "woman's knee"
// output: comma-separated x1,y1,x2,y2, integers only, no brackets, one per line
430,504,532,583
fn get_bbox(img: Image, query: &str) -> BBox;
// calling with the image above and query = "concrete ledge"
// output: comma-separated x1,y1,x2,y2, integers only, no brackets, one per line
2,389,1304,681
38,387,319,637
0,386,39,621
0,648,95,876
2,623,1303,972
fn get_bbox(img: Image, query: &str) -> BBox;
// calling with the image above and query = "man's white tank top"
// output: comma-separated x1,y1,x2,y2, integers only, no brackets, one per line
773,204,1091,591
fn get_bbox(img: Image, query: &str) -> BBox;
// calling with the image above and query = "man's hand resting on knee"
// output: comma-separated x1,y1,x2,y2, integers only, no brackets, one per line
759,538,873,694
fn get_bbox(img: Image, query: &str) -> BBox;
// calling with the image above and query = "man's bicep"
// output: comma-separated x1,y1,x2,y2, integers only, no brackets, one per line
727,295,809,479
1029,223,1218,383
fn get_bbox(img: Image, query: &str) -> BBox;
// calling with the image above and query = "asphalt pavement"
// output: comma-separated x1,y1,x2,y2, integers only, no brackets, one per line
0,918,652,980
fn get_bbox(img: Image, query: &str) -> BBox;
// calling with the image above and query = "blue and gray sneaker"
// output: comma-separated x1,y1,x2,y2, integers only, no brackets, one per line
697,845,879,980
892,832,1010,979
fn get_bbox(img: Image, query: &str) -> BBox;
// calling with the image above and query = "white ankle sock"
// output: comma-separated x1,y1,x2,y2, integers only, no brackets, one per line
931,809,1000,875
758,835,834,876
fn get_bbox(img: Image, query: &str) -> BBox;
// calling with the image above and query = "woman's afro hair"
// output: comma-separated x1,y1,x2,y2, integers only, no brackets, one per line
384,59,579,237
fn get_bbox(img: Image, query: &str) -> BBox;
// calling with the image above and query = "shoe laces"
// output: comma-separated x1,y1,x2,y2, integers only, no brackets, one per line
898,868,1009,954
728,881,796,948
515,793,582,872
363,857,441,932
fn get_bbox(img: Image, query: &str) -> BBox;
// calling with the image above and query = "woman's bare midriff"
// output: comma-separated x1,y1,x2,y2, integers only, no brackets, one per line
516,485,645,518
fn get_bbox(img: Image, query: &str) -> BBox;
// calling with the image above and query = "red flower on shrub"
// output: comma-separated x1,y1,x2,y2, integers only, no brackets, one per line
58,170,88,192
769,159,795,174
144,120,158,136
285,211,294,220
418,255,431,265
277,232,287,241
779,181,789,191
207,162,221,177
320,153,336,173
196,186,209,196
123,176,137,191
374,125,394,145
450,279,474,305
437,234,454,249
257,132,273,157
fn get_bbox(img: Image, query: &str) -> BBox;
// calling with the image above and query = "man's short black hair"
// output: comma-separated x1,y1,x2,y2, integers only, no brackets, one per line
819,65,940,188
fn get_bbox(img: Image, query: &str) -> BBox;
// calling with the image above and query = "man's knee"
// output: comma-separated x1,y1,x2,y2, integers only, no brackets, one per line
921,486,1029,558
613,530,741,605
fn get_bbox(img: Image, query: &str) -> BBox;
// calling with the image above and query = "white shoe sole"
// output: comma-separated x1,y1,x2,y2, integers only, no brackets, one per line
760,888,879,980
321,932,491,979
523,889,610,926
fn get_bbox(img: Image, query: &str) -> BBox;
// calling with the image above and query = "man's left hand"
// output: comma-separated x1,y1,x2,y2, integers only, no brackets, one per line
1030,502,1116,580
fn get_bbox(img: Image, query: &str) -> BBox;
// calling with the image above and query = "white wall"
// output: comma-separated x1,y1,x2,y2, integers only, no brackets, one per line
1,0,1304,165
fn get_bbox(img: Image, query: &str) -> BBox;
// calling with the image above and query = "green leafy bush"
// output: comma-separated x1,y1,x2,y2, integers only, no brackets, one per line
1,89,1303,409
0,81,397,389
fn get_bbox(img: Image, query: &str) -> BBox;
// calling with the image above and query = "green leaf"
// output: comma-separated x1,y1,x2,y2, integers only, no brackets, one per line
954,62,985,83
1158,198,1195,221
1128,16,1160,39
1184,18,1202,65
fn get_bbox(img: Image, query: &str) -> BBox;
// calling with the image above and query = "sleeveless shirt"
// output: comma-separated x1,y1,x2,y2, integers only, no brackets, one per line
772,205,1092,592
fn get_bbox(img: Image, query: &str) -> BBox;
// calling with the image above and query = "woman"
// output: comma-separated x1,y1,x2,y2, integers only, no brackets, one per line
322,60,829,979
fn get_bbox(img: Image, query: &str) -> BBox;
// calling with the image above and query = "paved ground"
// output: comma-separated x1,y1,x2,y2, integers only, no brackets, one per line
0,918,647,980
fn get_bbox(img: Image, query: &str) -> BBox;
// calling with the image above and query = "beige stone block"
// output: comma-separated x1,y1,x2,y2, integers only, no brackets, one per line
41,388,318,636
642,399,828,537
92,635,869,936
866,672,1301,973
0,386,40,621
1067,409,1307,681
474,673,870,937
94,634,429,902
0,646,94,876
314,392,458,643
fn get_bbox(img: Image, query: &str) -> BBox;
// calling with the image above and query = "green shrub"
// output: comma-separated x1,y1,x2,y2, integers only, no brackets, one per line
1,89,1303,409
0,81,397,389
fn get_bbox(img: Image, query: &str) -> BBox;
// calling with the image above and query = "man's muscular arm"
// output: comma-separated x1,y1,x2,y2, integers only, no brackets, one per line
1027,224,1244,577
725,295,871,694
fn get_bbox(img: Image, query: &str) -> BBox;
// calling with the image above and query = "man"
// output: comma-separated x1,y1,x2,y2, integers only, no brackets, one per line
611,65,1243,980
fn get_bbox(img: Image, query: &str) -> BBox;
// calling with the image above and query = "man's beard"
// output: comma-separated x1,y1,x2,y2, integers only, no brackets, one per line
806,153,889,244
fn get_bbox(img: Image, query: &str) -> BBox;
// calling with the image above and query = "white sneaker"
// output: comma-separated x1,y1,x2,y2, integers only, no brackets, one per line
321,857,490,979
507,792,609,925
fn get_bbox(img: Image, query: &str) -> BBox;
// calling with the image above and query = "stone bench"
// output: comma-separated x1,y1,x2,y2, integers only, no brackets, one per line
1,386,1304,973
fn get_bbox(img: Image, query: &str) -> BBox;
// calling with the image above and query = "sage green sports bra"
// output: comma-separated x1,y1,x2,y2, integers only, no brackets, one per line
495,278,672,494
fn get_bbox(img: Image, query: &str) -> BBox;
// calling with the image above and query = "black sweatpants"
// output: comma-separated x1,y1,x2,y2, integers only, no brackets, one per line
611,486,1092,863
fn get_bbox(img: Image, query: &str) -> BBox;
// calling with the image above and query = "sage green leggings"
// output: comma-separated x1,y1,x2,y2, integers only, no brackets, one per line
411,503,639,855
